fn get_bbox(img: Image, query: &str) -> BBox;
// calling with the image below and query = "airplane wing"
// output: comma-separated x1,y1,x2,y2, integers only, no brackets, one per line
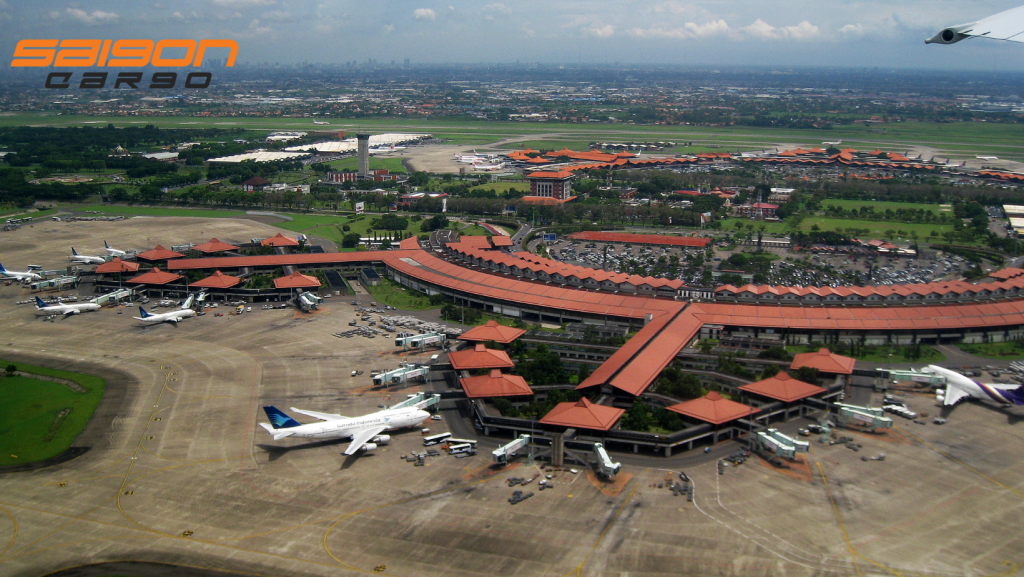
944,383,969,406
928,5,1024,44
289,407,347,421
342,426,387,456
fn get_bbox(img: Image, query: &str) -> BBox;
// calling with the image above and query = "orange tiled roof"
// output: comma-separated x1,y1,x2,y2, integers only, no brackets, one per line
739,372,825,403
273,271,320,289
136,245,185,261
190,270,241,289
459,320,526,344
790,348,855,375
261,233,300,247
539,398,624,431
448,343,515,371
192,238,239,253
667,392,759,425
460,369,533,398
94,257,139,274
127,267,182,285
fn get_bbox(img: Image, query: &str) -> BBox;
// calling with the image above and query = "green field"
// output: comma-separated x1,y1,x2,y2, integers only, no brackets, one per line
7,115,1024,159
74,205,248,219
0,360,106,466
797,217,953,240
956,341,1024,360
823,200,945,214
721,219,790,235
469,182,530,194
361,277,436,310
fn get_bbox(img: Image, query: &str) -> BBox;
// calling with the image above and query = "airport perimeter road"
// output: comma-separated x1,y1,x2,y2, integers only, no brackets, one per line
1,217,1024,577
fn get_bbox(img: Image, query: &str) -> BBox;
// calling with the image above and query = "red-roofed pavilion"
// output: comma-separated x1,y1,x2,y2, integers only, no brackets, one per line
740,372,826,419
261,233,300,247
460,370,533,398
273,271,321,289
448,343,514,371
136,245,185,262
191,270,241,289
192,238,239,254
539,398,624,431
790,348,855,376
95,257,139,275
667,391,759,448
459,320,526,344
128,267,182,285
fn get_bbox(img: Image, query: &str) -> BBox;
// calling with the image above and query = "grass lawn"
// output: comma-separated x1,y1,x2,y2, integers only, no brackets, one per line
458,224,492,236
469,182,530,194
797,217,953,240
362,277,437,310
74,205,248,219
721,219,790,235
0,360,106,466
325,157,407,173
788,344,945,364
823,200,944,215
1,207,58,221
957,341,1024,360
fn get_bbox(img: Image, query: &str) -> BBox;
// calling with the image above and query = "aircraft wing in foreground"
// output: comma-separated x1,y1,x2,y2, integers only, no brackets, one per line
343,426,389,456
927,4,1024,44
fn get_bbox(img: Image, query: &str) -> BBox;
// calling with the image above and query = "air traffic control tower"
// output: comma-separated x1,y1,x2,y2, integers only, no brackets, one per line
357,133,371,178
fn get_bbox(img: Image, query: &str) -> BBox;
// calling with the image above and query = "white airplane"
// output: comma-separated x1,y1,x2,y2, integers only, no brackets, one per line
104,241,127,257
133,296,196,324
260,405,430,455
472,161,505,172
34,296,99,316
926,365,1024,407
313,120,330,125
0,262,41,282
69,247,106,265
927,4,1024,45
822,140,842,146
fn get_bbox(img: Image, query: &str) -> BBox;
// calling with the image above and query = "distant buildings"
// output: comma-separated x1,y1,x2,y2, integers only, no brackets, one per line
525,170,573,201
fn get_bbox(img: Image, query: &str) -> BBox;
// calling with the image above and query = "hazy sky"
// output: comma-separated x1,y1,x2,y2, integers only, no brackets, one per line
4,0,1024,70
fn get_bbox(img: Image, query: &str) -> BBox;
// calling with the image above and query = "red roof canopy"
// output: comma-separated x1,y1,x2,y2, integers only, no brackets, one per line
261,233,300,247
94,257,139,274
990,268,1024,280
191,270,241,289
273,271,321,289
790,348,855,375
136,245,185,261
459,320,526,344
667,392,759,425
460,369,533,398
526,171,573,179
192,238,239,253
127,267,182,285
448,343,514,371
739,372,826,403
491,236,514,247
539,398,624,431
524,156,552,164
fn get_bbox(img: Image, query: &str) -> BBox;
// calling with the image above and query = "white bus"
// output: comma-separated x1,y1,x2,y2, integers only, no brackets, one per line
423,432,452,446
448,443,475,455
446,438,477,447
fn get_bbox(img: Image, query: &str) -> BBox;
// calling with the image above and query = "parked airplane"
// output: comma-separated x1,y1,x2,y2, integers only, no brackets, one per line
133,298,197,324
472,161,506,172
259,405,430,455
928,4,1024,44
69,247,105,265
0,263,41,282
926,365,1024,406
822,140,842,146
34,296,100,316
104,241,127,257
313,120,330,125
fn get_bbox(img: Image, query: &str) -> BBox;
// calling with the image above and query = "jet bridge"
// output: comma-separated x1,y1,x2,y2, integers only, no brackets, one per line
30,276,78,291
753,428,809,460
373,363,430,387
390,392,440,412
593,443,621,479
395,332,446,351
834,403,893,432
492,435,531,466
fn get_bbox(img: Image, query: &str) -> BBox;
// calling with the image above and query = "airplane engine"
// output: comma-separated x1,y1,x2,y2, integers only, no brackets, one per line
371,435,390,445
926,24,974,44
70,309,80,315
361,443,378,452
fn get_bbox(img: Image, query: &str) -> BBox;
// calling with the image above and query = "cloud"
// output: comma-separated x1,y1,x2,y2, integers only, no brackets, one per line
383,23,395,32
212,0,275,6
484,3,511,15
839,23,864,35
739,19,819,40
587,25,615,38
627,19,730,40
260,10,293,22
65,8,119,24
248,18,271,33
413,8,436,21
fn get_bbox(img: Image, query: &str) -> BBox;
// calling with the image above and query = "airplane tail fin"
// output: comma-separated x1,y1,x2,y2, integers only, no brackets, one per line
104,240,110,249
71,247,78,255
0,262,7,273
259,422,295,440
138,306,151,318
35,296,47,308
263,406,302,429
